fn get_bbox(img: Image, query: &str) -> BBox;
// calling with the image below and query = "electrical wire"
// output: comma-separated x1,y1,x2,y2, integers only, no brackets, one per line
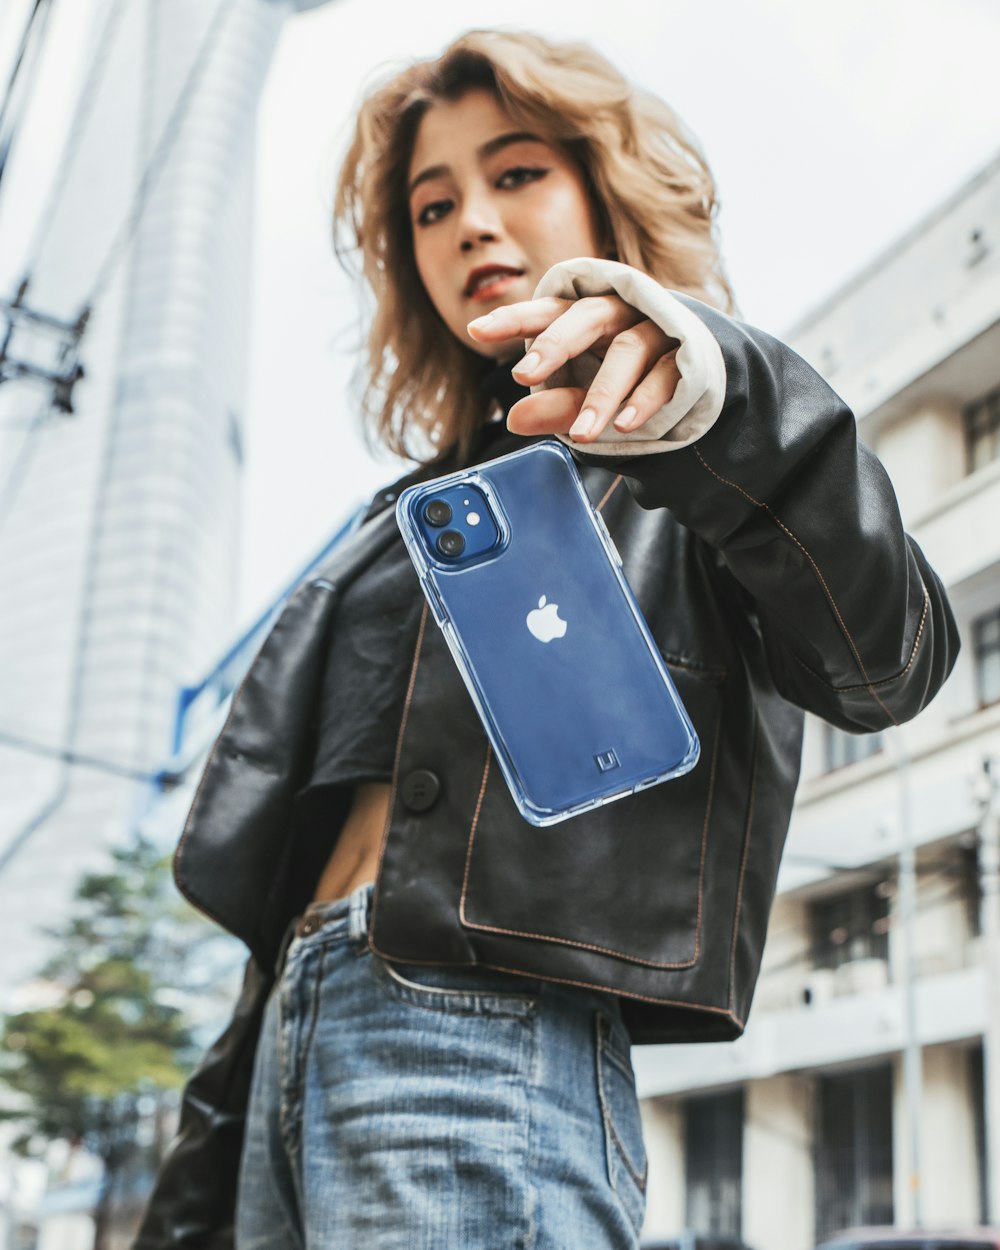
0,0,238,540
0,0,54,193
0,396,52,528
0,410,61,429
0,727,180,785
78,0,240,319
0,0,239,869
758,882,976,980
0,0,124,502
18,0,128,275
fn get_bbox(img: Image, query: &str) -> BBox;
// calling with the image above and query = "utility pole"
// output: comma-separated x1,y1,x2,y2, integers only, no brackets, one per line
892,729,923,1227
976,756,1000,1223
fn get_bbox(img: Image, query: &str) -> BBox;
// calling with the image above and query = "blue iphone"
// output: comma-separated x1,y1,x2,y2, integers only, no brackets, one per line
395,439,699,826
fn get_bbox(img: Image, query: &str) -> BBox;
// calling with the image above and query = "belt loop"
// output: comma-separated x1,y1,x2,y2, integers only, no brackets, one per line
348,883,371,945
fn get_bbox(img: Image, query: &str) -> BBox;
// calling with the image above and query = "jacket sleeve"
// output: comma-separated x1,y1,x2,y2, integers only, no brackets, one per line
572,293,959,732
132,955,273,1250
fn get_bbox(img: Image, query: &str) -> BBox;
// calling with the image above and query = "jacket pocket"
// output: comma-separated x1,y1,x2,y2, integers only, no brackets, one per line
459,664,722,969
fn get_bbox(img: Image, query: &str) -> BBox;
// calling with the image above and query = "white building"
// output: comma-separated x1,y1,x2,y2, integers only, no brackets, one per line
637,154,1000,1249
0,3,334,1245
0,0,333,1002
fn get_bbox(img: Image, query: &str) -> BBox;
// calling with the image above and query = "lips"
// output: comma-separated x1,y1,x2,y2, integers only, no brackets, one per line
463,265,524,298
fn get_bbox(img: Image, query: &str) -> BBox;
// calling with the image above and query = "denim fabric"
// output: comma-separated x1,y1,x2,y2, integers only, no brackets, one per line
235,883,647,1249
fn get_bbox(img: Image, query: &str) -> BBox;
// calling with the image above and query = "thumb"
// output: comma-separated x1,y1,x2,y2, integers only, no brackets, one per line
506,387,587,436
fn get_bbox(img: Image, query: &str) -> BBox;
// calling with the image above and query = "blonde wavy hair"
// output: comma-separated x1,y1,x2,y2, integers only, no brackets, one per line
334,29,735,463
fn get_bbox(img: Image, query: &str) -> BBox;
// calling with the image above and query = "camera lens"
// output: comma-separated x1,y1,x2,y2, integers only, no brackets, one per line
424,499,452,527
437,530,465,558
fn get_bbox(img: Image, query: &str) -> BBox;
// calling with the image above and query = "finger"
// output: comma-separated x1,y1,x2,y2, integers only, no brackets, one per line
505,387,587,436
470,295,639,383
510,296,642,387
568,323,673,443
466,297,575,342
612,349,682,433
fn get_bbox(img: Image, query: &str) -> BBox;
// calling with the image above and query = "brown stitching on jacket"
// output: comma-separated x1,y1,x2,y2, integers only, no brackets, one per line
458,745,493,908
690,711,722,958
693,445,899,727
595,473,624,513
727,723,758,1013
483,961,741,1022
790,587,931,693
368,600,430,940
361,942,742,1025
458,707,722,971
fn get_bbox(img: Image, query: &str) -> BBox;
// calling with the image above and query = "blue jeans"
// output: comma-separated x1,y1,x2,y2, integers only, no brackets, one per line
235,883,647,1248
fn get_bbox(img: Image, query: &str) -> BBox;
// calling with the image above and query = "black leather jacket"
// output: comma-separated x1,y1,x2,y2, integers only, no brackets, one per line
134,296,957,1248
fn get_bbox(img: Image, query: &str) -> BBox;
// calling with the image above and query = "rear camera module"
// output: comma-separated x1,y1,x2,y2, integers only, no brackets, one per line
424,499,452,528
437,530,466,558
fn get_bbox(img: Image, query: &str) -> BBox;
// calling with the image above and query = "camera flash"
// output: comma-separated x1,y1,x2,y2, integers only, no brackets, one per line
466,512,481,527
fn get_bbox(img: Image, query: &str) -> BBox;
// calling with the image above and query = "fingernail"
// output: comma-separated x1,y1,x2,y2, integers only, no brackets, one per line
468,312,495,329
512,350,540,376
569,408,596,439
613,405,638,432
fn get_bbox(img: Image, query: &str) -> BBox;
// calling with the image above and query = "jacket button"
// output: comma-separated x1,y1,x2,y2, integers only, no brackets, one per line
400,769,441,813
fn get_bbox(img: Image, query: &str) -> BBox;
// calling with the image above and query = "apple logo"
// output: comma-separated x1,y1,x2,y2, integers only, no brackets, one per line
526,595,567,643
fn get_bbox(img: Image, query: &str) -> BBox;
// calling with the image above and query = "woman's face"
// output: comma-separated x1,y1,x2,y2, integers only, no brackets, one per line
407,89,603,360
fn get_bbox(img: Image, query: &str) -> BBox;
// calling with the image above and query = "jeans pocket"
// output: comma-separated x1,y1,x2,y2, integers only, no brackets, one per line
372,955,540,1018
596,1011,648,1236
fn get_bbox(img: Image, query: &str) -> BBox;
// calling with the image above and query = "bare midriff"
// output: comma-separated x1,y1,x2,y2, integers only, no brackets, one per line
310,781,391,903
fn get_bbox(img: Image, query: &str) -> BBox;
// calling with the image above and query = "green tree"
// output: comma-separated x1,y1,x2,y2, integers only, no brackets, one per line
0,835,225,1250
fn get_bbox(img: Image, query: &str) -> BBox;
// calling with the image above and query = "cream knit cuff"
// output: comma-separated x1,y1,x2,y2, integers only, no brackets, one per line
529,257,727,457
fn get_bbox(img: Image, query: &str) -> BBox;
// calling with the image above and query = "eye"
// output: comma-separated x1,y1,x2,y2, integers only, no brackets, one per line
415,198,453,227
496,165,549,190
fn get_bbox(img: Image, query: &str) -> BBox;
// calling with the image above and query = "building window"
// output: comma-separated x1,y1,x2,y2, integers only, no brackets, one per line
967,386,1000,472
956,841,983,940
809,883,890,971
973,608,1000,708
823,725,882,773
815,1063,894,1240
684,1088,744,1239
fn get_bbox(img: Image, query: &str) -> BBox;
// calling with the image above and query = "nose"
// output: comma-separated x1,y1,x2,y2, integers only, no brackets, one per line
457,189,503,252
460,229,498,253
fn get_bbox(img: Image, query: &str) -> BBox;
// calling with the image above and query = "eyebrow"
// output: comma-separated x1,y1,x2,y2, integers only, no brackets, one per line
408,131,546,198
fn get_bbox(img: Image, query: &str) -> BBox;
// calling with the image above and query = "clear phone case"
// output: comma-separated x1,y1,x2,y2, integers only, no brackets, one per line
396,439,699,826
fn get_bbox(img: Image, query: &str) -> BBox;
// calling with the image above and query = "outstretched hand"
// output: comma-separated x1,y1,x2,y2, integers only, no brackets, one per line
468,294,681,444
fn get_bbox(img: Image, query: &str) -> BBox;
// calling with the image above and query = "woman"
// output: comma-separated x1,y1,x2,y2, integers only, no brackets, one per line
136,30,957,1250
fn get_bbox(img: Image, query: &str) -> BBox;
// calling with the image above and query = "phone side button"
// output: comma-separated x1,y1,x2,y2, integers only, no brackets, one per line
422,580,448,626
596,513,623,567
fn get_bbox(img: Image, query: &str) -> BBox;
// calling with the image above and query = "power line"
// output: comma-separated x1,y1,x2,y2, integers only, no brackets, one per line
758,883,976,981
0,727,180,786
0,0,54,194
0,396,53,527
0,410,63,429
78,0,239,319
0,0,238,451
0,0,124,420
19,0,128,274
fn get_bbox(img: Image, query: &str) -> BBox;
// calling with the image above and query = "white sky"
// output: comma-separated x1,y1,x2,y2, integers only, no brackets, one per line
2,0,999,641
